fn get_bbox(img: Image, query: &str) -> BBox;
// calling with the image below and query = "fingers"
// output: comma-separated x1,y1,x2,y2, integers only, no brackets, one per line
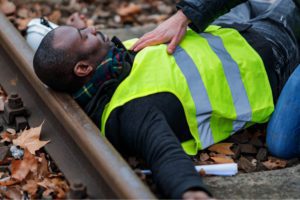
131,34,162,52
167,34,180,54
130,33,152,50
167,28,186,54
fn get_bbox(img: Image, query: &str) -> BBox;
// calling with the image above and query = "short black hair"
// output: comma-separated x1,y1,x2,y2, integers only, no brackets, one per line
33,28,86,93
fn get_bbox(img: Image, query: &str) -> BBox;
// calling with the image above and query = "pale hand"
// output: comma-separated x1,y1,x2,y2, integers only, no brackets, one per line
183,191,212,200
131,10,190,54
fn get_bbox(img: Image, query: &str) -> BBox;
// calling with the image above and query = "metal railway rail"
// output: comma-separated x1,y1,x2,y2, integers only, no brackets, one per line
0,11,155,199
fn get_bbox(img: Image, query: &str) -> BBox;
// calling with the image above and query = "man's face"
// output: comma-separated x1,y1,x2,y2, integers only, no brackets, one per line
53,26,111,68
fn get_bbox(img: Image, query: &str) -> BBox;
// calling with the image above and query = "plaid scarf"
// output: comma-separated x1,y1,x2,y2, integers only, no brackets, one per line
72,47,125,107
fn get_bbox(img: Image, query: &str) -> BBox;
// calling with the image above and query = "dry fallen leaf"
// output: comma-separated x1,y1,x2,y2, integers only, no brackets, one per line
199,168,206,176
0,177,19,186
208,143,234,155
48,10,61,24
1,131,17,143
38,177,68,199
262,157,287,170
0,0,16,15
117,3,141,16
211,156,235,164
22,180,38,197
9,77,18,86
11,148,38,181
13,122,50,155
37,153,50,179
199,153,210,162
5,186,22,200
15,18,31,31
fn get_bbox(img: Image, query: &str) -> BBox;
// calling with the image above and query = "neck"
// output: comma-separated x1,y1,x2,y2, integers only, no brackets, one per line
73,46,126,106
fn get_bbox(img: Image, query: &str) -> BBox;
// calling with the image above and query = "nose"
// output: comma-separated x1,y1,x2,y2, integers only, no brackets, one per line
87,26,96,35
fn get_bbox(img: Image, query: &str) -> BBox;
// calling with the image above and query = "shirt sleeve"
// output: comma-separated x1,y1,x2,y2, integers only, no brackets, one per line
106,99,211,199
176,0,247,32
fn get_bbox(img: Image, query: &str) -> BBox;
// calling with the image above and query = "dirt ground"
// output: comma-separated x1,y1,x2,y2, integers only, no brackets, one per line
2,0,178,33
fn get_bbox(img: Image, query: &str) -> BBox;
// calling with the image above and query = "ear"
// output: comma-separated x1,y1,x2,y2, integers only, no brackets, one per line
74,61,94,77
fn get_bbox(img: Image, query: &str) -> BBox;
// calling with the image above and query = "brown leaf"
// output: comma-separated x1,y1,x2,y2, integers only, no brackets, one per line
13,123,50,155
1,131,17,143
211,156,234,164
0,0,16,15
262,157,287,170
38,177,53,189
22,180,38,196
48,10,61,24
199,153,210,162
15,18,31,31
43,188,55,198
212,153,227,158
208,143,234,155
9,77,18,86
37,153,50,179
11,148,38,181
0,177,19,186
199,168,206,176
38,177,68,198
5,186,22,200
117,3,141,16
17,7,29,18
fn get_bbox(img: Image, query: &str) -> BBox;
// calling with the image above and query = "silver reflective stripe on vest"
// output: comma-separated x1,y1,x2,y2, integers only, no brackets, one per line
174,46,214,148
202,33,252,134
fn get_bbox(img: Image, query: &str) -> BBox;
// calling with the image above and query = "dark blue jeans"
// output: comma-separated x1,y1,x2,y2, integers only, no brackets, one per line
267,66,300,158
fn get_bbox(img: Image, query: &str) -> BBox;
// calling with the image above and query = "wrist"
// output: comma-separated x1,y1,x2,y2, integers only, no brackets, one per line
177,9,191,26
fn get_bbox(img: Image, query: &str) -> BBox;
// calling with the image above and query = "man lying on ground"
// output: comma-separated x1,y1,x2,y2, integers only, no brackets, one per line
32,0,300,198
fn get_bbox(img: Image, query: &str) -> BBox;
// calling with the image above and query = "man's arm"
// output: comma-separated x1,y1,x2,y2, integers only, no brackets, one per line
106,99,211,199
177,0,247,33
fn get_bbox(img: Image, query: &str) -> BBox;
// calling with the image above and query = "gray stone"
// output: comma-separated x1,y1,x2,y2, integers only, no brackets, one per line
256,148,268,161
0,146,9,161
238,156,256,173
249,137,264,148
230,130,252,144
239,144,257,154
204,164,300,199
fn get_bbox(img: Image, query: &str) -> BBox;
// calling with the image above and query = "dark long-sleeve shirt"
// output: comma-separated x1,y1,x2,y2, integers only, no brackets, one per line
177,0,247,32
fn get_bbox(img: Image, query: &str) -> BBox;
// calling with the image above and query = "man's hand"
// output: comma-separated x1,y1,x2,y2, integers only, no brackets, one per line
131,10,190,54
183,190,212,200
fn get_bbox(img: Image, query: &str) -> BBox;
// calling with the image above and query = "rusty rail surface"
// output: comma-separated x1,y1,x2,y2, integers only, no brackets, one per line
0,11,155,199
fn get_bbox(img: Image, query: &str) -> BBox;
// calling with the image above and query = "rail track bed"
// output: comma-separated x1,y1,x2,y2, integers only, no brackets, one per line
0,11,154,199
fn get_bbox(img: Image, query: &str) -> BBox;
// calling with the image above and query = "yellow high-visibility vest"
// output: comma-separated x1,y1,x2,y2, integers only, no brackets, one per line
101,25,274,155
